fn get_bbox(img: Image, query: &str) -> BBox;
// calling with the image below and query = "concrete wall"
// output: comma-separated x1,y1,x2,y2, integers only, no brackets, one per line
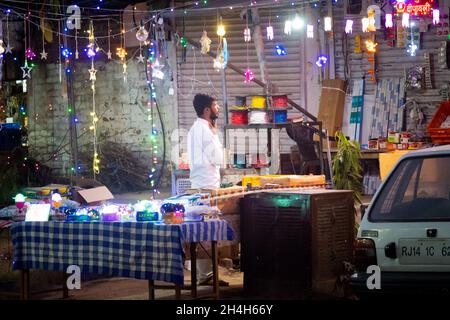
27,43,178,190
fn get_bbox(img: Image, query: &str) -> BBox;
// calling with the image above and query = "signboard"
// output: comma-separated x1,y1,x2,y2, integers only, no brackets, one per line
393,0,435,16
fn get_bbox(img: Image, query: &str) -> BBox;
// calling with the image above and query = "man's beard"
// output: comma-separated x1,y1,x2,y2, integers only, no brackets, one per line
210,112,218,121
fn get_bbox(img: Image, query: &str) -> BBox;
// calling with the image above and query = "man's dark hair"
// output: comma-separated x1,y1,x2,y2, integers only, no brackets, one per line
193,93,216,117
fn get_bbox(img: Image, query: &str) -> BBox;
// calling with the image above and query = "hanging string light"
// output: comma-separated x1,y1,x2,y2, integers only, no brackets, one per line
5,12,13,54
362,17,370,32
267,10,274,40
402,13,410,28
324,16,332,32
244,10,251,42
307,24,314,38
293,14,304,30
87,21,100,177
345,19,353,34
385,13,393,28
433,9,440,25
284,19,292,35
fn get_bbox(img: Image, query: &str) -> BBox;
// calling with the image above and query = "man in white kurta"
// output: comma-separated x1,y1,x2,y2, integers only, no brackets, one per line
187,93,224,285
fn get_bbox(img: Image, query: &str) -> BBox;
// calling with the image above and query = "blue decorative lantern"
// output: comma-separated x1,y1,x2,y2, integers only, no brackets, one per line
275,44,287,56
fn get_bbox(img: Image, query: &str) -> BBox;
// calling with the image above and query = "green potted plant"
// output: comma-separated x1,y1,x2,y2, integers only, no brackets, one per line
332,131,363,205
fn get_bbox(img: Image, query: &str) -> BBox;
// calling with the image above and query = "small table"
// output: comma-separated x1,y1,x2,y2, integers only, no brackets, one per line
11,219,234,300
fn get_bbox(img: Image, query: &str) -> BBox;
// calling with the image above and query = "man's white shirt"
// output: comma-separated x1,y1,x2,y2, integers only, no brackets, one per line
187,118,223,189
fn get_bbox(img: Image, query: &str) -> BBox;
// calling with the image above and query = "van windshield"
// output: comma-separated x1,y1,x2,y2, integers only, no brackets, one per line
369,155,450,222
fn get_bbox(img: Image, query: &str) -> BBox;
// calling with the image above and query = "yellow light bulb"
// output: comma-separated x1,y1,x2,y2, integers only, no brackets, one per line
217,24,225,37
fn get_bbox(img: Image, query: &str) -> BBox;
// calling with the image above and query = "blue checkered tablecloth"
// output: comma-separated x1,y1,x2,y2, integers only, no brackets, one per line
10,219,234,285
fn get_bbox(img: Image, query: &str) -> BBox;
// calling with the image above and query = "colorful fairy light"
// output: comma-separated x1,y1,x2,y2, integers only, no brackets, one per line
116,47,127,60
307,24,314,38
136,25,149,42
385,13,393,28
345,19,353,34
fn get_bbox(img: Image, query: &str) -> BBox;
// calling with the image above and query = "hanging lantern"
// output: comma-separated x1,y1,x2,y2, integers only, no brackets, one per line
362,17,370,32
284,19,292,35
293,15,304,30
315,55,328,67
345,19,353,34
136,25,149,42
116,47,127,60
433,9,440,25
365,39,378,53
402,13,409,28
407,41,418,56
385,13,393,28
180,37,188,48
266,25,274,40
275,44,287,56
307,25,314,38
244,27,251,42
324,16,332,32
25,48,36,60
217,23,226,37
200,30,211,54
0,40,5,54
354,35,362,54
244,68,254,83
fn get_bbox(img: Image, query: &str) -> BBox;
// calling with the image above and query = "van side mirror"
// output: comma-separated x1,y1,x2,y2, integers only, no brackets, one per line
360,203,369,219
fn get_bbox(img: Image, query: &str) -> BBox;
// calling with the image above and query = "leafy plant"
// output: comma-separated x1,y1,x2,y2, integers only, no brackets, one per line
332,131,363,205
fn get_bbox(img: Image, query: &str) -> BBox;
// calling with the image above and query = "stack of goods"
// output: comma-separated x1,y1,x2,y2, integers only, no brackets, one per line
249,95,268,124
271,95,289,124
21,184,71,201
242,174,326,188
230,96,248,125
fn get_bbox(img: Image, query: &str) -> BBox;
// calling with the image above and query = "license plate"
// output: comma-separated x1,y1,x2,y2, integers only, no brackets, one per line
399,239,450,265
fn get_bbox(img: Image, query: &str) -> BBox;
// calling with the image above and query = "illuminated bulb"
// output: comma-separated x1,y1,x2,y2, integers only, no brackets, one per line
362,17,369,32
433,9,440,25
307,24,314,38
244,27,251,42
293,15,304,29
365,40,378,53
244,67,254,83
402,13,409,28
324,16,332,32
385,14,393,28
284,19,292,35
345,19,353,34
217,24,225,37
266,25,274,40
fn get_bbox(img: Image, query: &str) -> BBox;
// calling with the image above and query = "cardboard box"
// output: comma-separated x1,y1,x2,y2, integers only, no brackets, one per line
76,186,114,206
317,79,348,138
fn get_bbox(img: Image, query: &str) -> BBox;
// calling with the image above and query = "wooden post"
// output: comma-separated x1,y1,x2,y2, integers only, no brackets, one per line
148,280,155,300
190,243,198,298
20,269,30,300
211,241,219,299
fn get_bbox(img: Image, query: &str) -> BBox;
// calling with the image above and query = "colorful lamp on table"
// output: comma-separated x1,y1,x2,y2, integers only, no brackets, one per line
51,193,63,209
14,193,26,210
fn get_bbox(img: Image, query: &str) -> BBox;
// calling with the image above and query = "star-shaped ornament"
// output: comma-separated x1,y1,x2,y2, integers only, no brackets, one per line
107,50,112,60
89,67,97,81
5,44,13,54
137,54,145,63
40,50,48,60
21,60,32,79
